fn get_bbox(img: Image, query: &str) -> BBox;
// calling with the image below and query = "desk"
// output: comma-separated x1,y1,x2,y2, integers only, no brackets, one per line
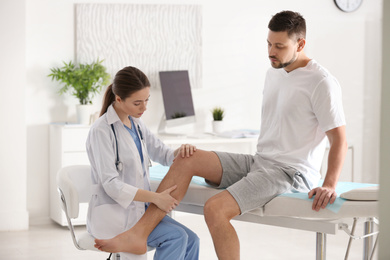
158,134,258,154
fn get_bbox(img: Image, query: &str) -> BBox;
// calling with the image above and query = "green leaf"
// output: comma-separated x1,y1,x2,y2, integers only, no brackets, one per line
212,107,225,121
48,58,111,105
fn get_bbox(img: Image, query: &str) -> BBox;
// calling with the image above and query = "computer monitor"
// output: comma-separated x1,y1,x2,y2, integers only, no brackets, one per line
158,70,196,135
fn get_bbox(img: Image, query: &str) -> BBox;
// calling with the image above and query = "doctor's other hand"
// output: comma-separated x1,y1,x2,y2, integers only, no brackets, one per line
174,144,197,159
154,185,179,213
308,186,337,212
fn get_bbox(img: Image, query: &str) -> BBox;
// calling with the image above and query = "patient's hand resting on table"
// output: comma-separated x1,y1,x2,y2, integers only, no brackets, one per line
308,186,337,212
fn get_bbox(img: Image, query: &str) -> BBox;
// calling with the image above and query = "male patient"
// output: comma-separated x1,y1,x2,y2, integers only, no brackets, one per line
95,10,347,259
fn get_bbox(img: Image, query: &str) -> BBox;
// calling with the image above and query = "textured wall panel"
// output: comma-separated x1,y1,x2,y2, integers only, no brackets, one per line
76,4,202,88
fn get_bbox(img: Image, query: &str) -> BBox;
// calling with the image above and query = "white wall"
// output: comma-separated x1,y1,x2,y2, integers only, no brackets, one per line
0,0,29,230
20,0,383,225
379,0,390,258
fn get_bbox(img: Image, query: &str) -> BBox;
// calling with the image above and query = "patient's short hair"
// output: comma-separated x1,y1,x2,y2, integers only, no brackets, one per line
268,11,306,40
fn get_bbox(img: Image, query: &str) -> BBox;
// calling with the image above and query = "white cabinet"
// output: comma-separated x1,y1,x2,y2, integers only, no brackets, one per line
49,124,90,226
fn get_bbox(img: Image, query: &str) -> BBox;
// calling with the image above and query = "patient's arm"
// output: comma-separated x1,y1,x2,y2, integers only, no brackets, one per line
308,125,347,211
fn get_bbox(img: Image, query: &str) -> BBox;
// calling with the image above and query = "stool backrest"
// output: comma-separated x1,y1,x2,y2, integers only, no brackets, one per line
57,165,92,218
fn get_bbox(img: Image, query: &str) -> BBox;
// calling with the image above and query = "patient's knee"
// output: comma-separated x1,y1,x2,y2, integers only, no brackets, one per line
204,198,223,225
204,192,241,225
171,151,202,172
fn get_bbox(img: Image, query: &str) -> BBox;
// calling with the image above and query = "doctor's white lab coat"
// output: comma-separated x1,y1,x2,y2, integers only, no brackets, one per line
86,105,175,254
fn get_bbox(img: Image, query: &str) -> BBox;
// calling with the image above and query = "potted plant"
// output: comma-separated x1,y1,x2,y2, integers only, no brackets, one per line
48,59,110,124
211,107,225,133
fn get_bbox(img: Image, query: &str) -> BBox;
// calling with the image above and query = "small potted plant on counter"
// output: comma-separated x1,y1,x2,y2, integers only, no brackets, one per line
211,106,225,133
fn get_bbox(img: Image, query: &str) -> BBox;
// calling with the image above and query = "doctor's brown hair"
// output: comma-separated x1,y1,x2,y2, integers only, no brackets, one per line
100,66,151,116
268,10,306,41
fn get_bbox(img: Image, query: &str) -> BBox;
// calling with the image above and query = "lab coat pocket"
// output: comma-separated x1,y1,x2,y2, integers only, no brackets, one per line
90,203,126,239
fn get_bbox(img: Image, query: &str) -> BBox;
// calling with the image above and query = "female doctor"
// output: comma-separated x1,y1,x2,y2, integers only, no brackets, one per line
86,66,200,260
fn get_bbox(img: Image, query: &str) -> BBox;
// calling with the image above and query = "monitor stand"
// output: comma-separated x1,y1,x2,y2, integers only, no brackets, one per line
157,114,187,137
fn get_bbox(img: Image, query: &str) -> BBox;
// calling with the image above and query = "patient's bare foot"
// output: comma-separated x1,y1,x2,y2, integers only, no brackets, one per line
94,230,147,255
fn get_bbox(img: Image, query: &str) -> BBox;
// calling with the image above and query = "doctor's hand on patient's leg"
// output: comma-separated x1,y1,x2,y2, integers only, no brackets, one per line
173,144,197,160
153,185,179,213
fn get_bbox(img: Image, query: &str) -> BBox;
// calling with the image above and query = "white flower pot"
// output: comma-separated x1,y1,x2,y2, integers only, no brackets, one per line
76,104,92,125
212,120,224,133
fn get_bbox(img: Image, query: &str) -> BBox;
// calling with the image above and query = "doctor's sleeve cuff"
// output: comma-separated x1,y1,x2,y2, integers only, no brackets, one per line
167,150,175,166
116,184,138,209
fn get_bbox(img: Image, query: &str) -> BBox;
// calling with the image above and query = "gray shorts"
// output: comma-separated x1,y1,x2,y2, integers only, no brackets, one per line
210,151,310,214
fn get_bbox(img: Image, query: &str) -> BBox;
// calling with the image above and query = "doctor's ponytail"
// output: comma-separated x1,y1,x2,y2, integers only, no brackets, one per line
99,66,150,117
100,84,115,116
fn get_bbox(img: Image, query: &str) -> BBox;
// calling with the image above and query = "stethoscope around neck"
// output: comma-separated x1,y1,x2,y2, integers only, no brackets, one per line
110,122,149,171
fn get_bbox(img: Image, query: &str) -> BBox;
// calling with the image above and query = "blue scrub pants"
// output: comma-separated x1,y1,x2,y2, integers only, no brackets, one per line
147,215,200,260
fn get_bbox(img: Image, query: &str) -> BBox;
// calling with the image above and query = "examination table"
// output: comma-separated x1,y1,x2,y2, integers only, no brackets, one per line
150,164,379,260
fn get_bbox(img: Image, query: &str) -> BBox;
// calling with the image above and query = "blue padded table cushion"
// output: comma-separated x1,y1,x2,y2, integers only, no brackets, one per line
149,164,378,213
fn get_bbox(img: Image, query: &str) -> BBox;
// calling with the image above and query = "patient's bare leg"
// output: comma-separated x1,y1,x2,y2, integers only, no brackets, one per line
204,190,241,260
94,150,223,254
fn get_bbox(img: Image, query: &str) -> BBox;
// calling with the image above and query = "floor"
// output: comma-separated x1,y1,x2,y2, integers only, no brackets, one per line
0,212,378,260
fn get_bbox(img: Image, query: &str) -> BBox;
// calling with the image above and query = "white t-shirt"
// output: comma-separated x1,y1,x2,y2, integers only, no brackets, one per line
256,59,346,188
